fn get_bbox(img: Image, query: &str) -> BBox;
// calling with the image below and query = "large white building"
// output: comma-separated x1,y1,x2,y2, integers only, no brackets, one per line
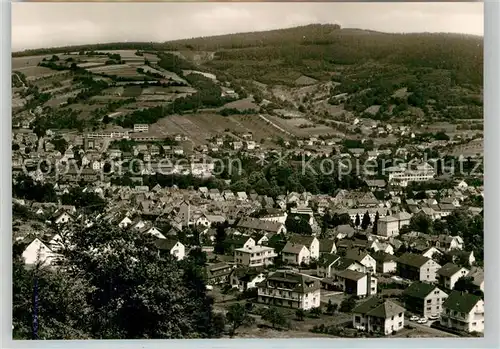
388,163,435,187
133,124,150,133
234,245,277,267
377,211,412,237
257,271,321,310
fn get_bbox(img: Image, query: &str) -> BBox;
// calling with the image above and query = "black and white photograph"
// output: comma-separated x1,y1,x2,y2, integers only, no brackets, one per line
11,2,484,340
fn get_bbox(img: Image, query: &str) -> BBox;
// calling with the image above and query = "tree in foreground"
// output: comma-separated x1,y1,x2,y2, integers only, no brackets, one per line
225,303,255,338
354,214,360,228
326,299,338,315
262,306,289,330
309,306,322,318
339,297,357,313
361,211,371,230
13,219,220,339
295,308,306,321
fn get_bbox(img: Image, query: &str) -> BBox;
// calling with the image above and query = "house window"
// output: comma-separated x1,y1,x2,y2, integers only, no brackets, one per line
398,322,402,327
427,307,431,311
355,316,361,323
427,299,432,304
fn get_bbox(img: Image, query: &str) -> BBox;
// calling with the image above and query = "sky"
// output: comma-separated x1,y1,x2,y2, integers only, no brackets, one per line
11,2,484,52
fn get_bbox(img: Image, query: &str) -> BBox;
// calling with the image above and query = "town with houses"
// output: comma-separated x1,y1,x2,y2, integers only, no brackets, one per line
11,21,485,339
12,116,484,338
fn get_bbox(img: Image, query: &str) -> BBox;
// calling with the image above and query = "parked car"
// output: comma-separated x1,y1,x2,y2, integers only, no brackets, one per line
410,315,419,321
428,314,439,320
417,317,428,324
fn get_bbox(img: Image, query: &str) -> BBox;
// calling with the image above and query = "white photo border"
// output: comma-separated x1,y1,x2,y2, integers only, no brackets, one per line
1,1,498,348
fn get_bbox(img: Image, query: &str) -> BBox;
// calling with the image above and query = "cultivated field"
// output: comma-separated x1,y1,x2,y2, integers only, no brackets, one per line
12,55,52,70
266,114,337,137
153,113,291,144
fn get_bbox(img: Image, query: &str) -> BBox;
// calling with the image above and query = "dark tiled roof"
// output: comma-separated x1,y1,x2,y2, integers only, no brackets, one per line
260,271,321,294
442,290,482,313
397,253,431,268
335,269,366,281
345,248,370,263
155,238,180,251
334,257,359,271
353,297,405,319
403,282,443,300
319,239,336,253
289,234,315,247
372,251,397,263
437,263,465,277
237,217,284,233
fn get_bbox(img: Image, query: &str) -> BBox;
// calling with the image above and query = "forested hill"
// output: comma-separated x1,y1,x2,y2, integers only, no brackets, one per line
168,24,483,87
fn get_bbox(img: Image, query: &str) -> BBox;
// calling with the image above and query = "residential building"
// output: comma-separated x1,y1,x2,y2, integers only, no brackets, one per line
441,291,484,333
319,239,337,255
281,235,319,265
377,211,412,237
155,238,185,261
334,270,377,297
467,267,484,292
22,237,59,266
225,236,256,251
236,217,286,234
317,254,365,278
229,267,266,292
257,271,321,310
437,263,469,290
402,282,448,318
396,253,441,282
234,245,277,267
352,297,406,335
372,251,397,274
345,249,377,274
205,263,233,285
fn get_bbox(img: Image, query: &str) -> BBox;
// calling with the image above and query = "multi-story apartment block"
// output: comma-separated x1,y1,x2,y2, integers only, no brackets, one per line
134,124,150,133
234,245,277,267
334,270,378,297
377,211,412,237
403,282,448,318
257,271,321,310
396,253,441,282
